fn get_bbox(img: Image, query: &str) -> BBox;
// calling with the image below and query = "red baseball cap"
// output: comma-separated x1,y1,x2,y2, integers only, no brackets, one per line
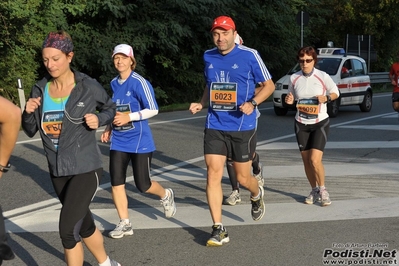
211,16,236,31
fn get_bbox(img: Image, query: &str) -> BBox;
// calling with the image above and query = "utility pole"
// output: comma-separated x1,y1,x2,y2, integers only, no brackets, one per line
296,11,309,47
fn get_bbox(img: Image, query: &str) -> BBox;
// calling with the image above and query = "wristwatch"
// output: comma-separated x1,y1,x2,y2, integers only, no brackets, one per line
326,95,332,103
0,163,10,173
250,99,258,107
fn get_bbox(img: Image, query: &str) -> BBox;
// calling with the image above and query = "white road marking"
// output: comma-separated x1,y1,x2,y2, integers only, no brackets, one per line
6,196,399,233
8,104,398,233
5,159,399,233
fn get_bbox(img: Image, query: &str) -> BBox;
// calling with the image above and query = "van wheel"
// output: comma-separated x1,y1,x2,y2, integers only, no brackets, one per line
274,106,288,116
327,99,340,118
359,91,372,112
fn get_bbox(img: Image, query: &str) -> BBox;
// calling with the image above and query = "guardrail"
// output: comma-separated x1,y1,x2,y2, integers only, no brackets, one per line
369,72,390,83
369,72,390,90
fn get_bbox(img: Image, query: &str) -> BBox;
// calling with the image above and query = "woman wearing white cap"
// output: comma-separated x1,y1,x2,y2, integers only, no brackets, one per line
101,44,177,239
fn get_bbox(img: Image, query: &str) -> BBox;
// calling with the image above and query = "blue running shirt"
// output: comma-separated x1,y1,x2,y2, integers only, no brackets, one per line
110,72,158,153
203,45,272,131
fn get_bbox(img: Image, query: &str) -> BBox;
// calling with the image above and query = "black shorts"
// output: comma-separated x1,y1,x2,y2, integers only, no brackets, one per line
392,92,399,102
203,128,256,162
295,118,330,152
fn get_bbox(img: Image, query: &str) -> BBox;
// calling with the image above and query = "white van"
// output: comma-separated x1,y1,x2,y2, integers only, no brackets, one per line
272,48,373,117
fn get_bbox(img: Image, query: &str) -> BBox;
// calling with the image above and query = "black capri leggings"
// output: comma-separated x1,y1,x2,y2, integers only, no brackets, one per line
51,168,102,249
109,150,152,192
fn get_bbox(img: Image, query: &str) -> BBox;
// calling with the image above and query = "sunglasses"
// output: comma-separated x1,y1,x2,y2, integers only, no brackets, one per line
298,59,314,64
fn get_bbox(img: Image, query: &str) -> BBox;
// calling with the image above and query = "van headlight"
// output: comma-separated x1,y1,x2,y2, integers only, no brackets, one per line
275,83,283,90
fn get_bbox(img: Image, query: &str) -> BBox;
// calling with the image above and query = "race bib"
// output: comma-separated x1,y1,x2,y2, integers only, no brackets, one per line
42,110,64,148
297,98,319,119
210,82,237,111
113,104,135,131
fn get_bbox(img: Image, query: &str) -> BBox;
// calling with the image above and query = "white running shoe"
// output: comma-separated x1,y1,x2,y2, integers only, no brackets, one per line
161,188,177,218
224,190,241,206
110,258,121,266
320,189,332,206
108,220,134,239
304,189,321,204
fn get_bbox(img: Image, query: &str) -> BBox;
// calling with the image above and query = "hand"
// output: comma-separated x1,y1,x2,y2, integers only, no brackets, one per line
25,97,41,114
84,113,99,129
316,95,328,103
189,103,203,114
100,125,111,143
113,111,129,126
285,92,294,104
239,102,255,115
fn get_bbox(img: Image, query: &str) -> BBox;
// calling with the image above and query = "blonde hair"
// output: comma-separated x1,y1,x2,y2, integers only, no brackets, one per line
130,57,137,70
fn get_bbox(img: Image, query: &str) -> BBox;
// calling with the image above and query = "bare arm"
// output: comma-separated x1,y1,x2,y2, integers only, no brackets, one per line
316,92,339,103
189,85,209,114
240,79,275,115
0,96,21,178
252,79,275,104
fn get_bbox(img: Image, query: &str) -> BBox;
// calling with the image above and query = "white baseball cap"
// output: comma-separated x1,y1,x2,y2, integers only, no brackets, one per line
112,44,134,58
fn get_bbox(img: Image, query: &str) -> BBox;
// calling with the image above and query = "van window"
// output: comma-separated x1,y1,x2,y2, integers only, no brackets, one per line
341,60,353,78
352,59,365,76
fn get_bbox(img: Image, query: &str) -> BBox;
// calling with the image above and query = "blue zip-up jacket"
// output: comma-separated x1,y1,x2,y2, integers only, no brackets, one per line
22,70,116,177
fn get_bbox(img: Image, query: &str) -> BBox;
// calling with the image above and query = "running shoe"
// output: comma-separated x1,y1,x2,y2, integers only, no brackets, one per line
206,225,230,246
253,162,264,187
304,189,321,204
108,220,134,239
224,190,241,205
0,242,15,260
251,186,265,221
110,258,121,266
161,188,177,218
320,189,332,206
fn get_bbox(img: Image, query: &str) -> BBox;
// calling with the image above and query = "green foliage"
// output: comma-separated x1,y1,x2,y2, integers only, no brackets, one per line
1,0,398,107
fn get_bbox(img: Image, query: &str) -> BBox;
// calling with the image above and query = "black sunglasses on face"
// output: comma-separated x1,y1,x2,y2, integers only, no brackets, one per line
298,59,314,64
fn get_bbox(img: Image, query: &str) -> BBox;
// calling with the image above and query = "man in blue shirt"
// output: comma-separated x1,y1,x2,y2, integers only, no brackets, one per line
189,15,275,246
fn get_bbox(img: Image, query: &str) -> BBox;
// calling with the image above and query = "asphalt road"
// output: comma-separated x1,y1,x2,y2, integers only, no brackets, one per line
0,92,398,266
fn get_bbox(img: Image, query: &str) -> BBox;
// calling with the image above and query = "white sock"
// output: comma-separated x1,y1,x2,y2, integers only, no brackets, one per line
99,256,111,266
251,189,261,200
121,218,130,224
214,222,223,229
161,189,170,200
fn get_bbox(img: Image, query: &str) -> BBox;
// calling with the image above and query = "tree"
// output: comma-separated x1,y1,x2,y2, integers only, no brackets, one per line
1,0,396,107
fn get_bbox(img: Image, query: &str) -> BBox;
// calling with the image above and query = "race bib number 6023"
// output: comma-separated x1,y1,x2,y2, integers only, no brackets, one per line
210,82,237,111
